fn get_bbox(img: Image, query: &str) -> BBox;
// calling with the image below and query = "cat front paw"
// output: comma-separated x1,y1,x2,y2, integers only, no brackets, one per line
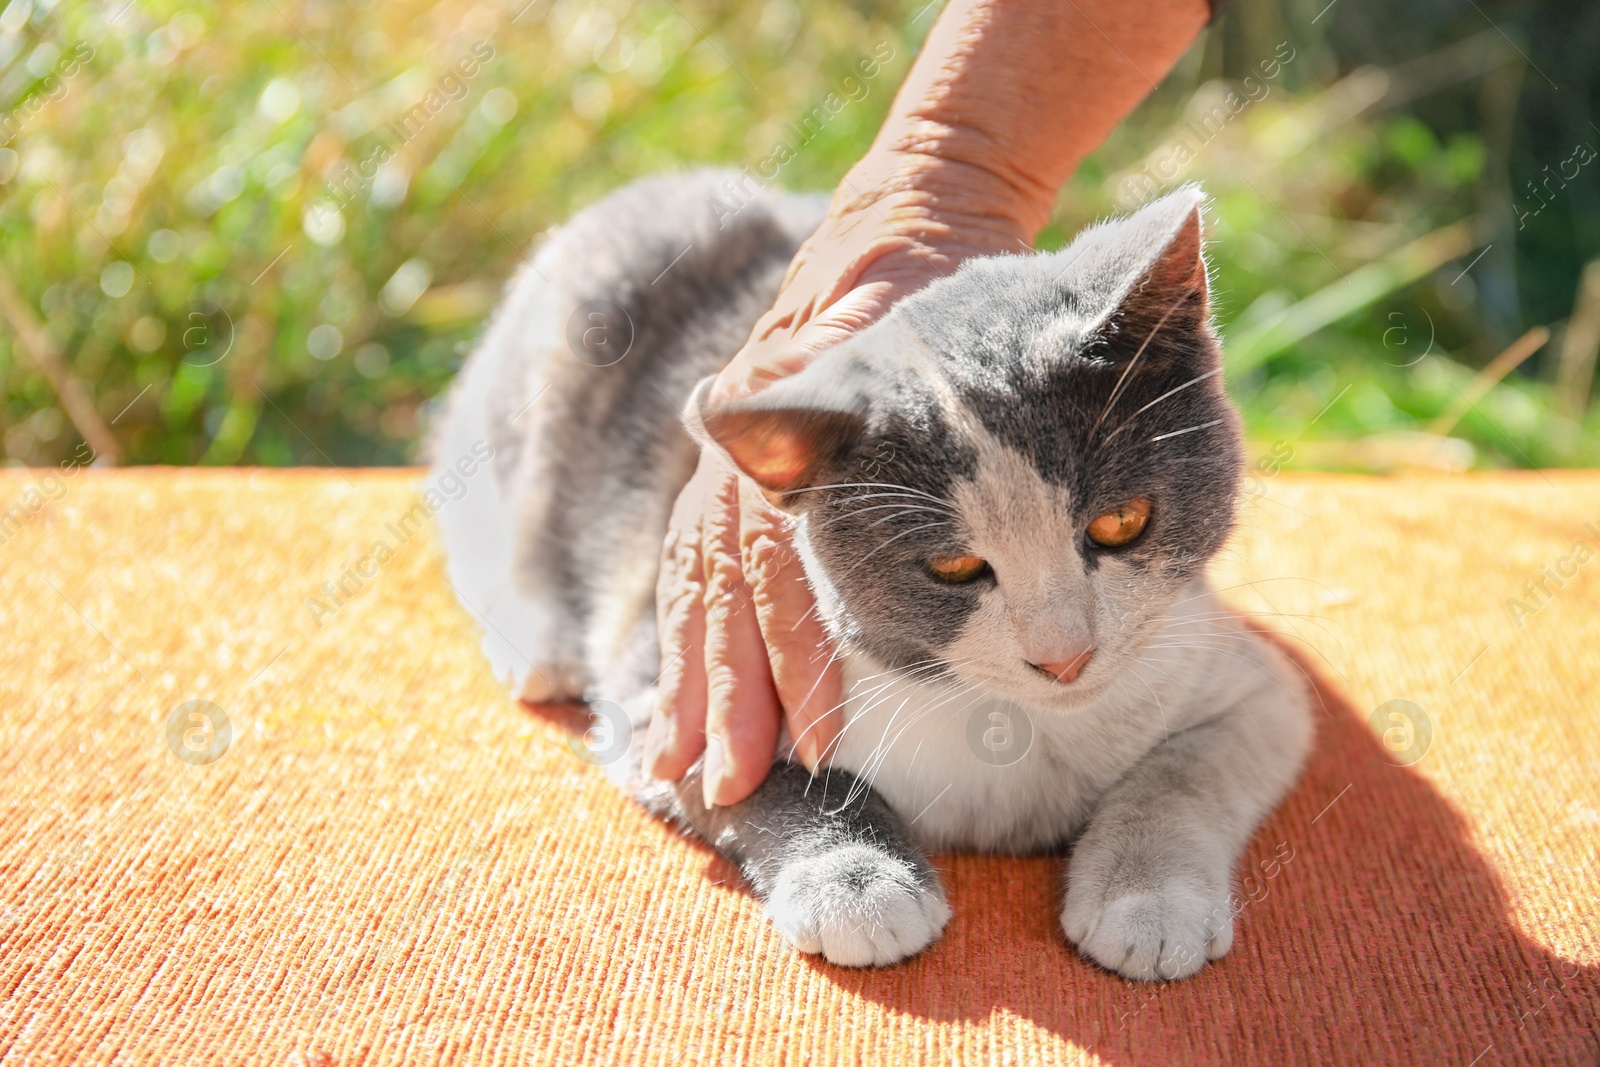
1062,857,1233,981
765,844,950,967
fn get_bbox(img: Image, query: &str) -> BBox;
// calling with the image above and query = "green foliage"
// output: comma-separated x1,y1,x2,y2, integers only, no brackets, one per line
1,0,1595,470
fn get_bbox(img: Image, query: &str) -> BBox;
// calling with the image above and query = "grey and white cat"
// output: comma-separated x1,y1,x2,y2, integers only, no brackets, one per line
432,170,1312,981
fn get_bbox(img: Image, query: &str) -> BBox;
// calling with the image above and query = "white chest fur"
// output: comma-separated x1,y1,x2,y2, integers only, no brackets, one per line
824,584,1259,853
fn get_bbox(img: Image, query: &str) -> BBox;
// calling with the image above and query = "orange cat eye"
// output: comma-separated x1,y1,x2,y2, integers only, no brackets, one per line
928,554,989,583
1086,498,1152,548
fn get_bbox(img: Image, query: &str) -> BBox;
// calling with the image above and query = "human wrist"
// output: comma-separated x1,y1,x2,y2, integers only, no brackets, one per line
707,135,1055,404
831,139,1050,255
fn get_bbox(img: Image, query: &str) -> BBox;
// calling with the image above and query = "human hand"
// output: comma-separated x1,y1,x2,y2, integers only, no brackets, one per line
643,0,1210,806
644,151,1039,807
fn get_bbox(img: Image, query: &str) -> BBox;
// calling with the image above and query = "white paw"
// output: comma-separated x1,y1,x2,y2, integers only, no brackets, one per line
475,593,589,702
1062,859,1233,981
766,844,950,967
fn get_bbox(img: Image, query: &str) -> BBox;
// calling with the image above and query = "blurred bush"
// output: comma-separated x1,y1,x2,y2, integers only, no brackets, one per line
0,0,1595,469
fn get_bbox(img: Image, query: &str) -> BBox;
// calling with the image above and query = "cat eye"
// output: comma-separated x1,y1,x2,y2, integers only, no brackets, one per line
928,554,990,583
1086,498,1152,548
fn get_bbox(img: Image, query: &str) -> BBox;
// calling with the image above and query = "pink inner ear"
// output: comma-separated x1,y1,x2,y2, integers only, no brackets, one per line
704,403,865,496
731,421,812,492
1117,205,1210,329
1148,206,1206,295
705,410,818,494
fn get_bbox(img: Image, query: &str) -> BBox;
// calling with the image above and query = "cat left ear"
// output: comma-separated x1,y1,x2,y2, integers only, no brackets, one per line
701,402,864,497
694,353,872,500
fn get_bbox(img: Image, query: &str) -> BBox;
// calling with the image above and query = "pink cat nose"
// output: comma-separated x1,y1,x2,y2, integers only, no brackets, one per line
1031,648,1095,684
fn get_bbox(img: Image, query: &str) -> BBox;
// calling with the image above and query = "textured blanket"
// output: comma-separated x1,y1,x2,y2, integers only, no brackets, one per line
1,469,1596,1065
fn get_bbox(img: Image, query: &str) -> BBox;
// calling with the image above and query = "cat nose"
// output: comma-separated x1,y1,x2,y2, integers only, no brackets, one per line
1030,648,1095,684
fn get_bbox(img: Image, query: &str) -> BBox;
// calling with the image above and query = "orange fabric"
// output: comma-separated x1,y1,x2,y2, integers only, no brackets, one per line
1,468,1596,1065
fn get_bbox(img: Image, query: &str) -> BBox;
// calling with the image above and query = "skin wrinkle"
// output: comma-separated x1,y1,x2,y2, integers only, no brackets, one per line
646,523,711,778
742,518,832,769
878,0,1210,229
701,470,782,805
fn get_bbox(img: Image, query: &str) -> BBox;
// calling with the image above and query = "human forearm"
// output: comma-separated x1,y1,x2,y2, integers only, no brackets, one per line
841,0,1211,238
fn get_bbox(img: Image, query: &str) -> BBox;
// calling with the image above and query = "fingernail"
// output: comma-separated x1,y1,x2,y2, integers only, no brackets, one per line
791,717,820,773
642,715,671,779
702,734,727,807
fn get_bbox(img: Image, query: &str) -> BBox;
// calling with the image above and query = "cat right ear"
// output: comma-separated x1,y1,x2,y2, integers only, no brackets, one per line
691,351,873,502
1051,186,1214,358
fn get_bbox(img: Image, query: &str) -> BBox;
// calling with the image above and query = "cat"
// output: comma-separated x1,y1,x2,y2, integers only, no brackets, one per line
432,169,1312,980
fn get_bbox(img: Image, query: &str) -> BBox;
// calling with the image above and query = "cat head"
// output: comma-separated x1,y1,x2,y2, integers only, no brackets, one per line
700,188,1241,711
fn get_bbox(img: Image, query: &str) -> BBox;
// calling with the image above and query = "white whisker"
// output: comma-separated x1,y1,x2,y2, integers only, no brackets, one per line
782,481,950,507
1149,418,1223,443
839,521,954,576
1090,292,1190,437
1098,367,1222,447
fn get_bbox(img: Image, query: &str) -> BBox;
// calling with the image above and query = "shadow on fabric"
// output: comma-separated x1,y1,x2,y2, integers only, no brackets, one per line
527,635,1599,1064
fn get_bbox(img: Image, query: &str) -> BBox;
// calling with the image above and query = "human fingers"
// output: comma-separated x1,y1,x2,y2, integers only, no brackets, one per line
644,458,718,781
699,460,784,806
739,485,843,772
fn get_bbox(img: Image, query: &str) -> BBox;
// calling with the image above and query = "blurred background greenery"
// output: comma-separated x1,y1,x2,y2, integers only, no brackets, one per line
0,0,1596,470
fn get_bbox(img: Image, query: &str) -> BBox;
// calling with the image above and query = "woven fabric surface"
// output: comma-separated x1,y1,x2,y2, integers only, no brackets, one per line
0,468,1596,1066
